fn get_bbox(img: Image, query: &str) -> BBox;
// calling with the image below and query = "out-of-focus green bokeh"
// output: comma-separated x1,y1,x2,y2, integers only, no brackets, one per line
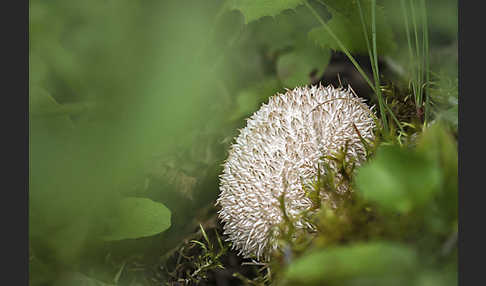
30,0,240,279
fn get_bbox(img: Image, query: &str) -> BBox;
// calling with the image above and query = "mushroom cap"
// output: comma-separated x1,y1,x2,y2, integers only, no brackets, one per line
217,85,375,260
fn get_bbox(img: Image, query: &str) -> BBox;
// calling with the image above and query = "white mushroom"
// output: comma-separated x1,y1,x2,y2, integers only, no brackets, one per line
217,84,376,260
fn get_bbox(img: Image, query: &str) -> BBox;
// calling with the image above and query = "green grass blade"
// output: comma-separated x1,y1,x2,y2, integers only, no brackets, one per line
410,0,423,108
420,0,430,123
356,0,374,72
305,0,375,92
400,0,414,69
370,0,388,131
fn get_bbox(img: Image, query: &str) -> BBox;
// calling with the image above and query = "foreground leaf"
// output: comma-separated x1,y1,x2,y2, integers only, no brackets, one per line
416,123,458,221
102,197,171,241
355,145,441,213
285,242,417,285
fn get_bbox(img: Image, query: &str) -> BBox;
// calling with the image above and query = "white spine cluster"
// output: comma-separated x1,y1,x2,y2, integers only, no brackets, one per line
217,85,375,260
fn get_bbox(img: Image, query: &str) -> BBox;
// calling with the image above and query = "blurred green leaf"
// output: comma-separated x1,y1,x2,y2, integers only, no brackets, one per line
355,145,441,213
414,270,458,286
247,5,320,52
230,78,282,120
430,75,458,130
229,0,305,23
233,89,261,119
309,1,396,55
29,0,221,263
416,123,458,221
102,197,171,241
284,242,417,285
277,38,331,87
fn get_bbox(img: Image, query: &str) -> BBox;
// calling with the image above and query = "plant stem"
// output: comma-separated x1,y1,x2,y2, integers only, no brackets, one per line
420,0,430,123
356,0,373,62
311,0,402,133
400,0,417,102
370,0,388,131
400,0,414,66
304,0,375,92
357,0,388,131
410,0,423,111
357,0,403,134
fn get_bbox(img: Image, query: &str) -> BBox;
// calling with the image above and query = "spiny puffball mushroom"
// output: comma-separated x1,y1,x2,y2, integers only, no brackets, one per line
217,84,375,260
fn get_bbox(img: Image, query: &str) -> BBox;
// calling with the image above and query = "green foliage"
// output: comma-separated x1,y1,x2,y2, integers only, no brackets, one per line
241,6,327,89
101,198,171,241
29,0,226,283
416,123,458,221
355,145,441,214
277,37,331,87
250,123,458,286
231,78,282,121
244,4,321,53
227,120,453,285
284,242,417,285
29,0,457,284
163,224,230,284
228,0,305,23
309,0,396,55
429,74,458,130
